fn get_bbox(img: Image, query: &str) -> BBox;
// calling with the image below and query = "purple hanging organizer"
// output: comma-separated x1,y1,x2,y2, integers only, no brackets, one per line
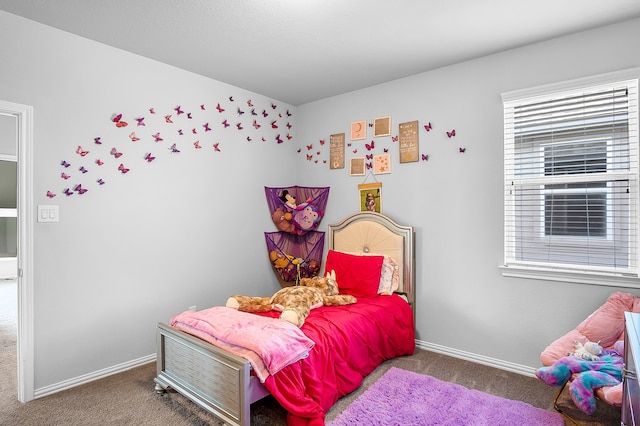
265,186,330,235
265,231,325,287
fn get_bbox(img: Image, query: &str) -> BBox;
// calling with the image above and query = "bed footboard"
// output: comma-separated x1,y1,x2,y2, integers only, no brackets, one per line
154,322,269,426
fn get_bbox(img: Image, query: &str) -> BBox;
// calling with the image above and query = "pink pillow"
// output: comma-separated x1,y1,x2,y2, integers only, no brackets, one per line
576,292,638,348
324,250,384,297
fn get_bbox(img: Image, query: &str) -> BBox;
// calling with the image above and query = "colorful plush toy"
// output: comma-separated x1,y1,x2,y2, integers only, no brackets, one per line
225,271,356,327
536,353,623,415
271,207,296,233
570,340,603,361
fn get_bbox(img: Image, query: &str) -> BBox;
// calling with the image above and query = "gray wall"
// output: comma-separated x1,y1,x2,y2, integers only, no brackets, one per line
0,9,639,393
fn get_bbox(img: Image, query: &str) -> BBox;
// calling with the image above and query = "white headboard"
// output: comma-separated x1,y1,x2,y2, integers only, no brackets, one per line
327,212,415,311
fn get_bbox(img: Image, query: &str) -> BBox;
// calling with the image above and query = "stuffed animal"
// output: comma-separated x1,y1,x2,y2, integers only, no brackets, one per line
272,207,296,233
225,270,356,327
570,340,603,361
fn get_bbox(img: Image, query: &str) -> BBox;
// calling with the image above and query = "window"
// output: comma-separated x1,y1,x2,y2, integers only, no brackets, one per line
503,70,639,282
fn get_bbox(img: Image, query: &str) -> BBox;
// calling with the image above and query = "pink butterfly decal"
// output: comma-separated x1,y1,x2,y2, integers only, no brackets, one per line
200,104,206,110
46,190,56,198
236,123,243,130
271,120,278,129
424,122,432,132
165,115,173,123
459,147,466,153
297,148,301,153
110,148,123,158
118,163,130,174
421,154,429,161
169,143,180,153
384,148,388,153
368,123,373,128
187,112,192,119
97,178,105,185
253,120,261,129
319,139,325,145
250,108,257,116
216,103,225,113
287,134,292,140
76,146,89,157
178,129,184,135
63,188,74,196
112,113,128,128
287,122,292,129
152,133,163,142
213,143,221,152
306,154,313,161
94,137,102,144
307,144,313,150
447,129,456,138
271,103,277,110
194,141,202,149
247,136,252,142
144,152,156,162
61,172,71,180
129,132,140,142
276,134,284,144
149,108,156,114
247,99,253,107
366,162,372,169
136,117,145,126
261,137,266,142
192,128,197,134
79,166,88,174
74,184,88,194
365,141,375,151
203,123,211,132
61,160,71,168
366,154,373,160
95,159,104,166
222,119,230,128
391,135,398,142
353,149,358,154
347,143,352,147
175,105,184,115
237,107,244,115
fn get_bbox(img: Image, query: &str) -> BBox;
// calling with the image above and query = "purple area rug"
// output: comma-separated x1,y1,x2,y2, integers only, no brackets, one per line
328,367,564,426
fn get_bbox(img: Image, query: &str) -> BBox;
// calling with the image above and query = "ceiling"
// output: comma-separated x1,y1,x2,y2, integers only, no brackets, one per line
2,0,640,105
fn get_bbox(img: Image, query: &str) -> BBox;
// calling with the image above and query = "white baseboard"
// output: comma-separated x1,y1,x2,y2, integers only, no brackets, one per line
416,339,538,378
34,354,156,399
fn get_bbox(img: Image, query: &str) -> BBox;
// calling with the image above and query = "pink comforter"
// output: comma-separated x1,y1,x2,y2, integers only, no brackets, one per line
259,294,415,426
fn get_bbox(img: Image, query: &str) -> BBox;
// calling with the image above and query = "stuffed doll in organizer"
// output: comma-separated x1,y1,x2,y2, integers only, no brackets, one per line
225,270,356,327
536,340,624,415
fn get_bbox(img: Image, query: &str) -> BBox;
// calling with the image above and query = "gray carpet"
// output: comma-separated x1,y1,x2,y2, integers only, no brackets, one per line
1,280,621,425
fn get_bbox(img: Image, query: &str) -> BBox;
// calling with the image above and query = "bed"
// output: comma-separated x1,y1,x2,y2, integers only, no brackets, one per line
154,211,416,426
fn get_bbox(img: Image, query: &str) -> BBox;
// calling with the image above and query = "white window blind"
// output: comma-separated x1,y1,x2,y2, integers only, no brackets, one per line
503,76,639,278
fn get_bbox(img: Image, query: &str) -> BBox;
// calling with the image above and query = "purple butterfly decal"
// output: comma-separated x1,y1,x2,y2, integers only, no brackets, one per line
63,188,74,196
459,147,466,153
203,123,211,132
94,137,102,144
61,172,71,180
152,133,163,142
175,105,184,115
222,119,230,128
169,143,180,153
366,154,373,160
276,134,284,144
421,154,429,161
97,178,105,185
136,117,145,126
46,190,56,198
144,152,156,162
61,160,71,168
79,166,88,174
237,107,244,115
424,122,432,132
74,184,88,194
366,162,373,169
118,163,130,174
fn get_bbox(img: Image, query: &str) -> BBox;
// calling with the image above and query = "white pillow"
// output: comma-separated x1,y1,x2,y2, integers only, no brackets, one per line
345,251,399,295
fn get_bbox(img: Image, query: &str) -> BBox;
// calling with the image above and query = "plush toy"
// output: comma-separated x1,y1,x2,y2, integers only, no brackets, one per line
279,190,297,210
292,202,322,233
272,207,296,233
225,270,356,327
570,340,603,361
536,354,623,415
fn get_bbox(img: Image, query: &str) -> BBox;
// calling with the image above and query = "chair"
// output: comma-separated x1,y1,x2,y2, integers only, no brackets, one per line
537,292,640,424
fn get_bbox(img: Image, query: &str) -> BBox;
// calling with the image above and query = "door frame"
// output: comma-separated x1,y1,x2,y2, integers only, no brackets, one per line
0,100,34,402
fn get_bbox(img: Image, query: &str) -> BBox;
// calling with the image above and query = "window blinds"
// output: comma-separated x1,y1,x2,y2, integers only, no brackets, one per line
504,79,639,276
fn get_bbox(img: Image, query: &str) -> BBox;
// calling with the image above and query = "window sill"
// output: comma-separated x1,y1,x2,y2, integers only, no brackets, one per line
500,264,640,288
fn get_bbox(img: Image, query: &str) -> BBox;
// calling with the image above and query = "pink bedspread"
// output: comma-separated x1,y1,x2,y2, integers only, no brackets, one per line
259,294,415,426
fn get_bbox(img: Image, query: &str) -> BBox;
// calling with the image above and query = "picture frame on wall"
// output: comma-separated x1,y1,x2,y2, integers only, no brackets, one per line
349,157,366,176
350,121,367,140
373,116,391,137
329,133,345,169
358,182,382,213
373,153,391,174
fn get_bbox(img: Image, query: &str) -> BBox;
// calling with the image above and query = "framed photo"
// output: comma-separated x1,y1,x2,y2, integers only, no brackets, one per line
399,120,419,163
350,121,367,140
373,116,391,137
350,157,366,176
358,182,382,213
373,153,391,174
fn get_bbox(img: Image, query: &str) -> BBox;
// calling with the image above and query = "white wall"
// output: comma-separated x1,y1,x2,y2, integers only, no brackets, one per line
0,11,297,390
296,18,640,369
1,9,640,394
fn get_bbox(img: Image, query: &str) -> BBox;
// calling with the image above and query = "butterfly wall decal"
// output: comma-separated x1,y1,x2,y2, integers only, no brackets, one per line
152,133,163,142
74,184,88,194
271,103,277,110
178,129,184,135
129,132,140,142
286,122,292,129
421,154,429,161
61,160,70,168
216,103,225,113
247,99,253,107
286,134,292,140
236,123,243,130
97,178,105,185
222,119,230,128
237,107,244,115
306,154,313,161
200,104,206,110
112,113,128,127
136,117,145,126
164,115,173,123
94,137,102,144
271,120,278,129
95,159,104,166
447,130,456,138
192,128,197,134
250,108,257,116
203,123,211,132
213,143,221,152
262,110,268,118
366,154,373,160
459,147,466,153
229,96,234,102
175,105,184,115
46,190,56,198
61,172,70,180
253,120,261,129
276,134,283,144
63,188,74,196
149,108,156,114
424,122,432,131
365,141,375,151
319,139,325,145
187,112,192,119
366,162,373,169
169,143,180,153
76,146,89,156
110,148,123,158
79,166,88,174
194,141,202,149
144,152,156,162
118,163,130,174
391,135,398,142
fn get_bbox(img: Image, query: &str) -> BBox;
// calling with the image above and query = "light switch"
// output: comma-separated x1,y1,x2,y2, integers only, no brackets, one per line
37,205,59,223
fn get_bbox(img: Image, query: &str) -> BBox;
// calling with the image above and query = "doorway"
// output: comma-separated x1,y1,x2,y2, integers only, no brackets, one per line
0,101,34,403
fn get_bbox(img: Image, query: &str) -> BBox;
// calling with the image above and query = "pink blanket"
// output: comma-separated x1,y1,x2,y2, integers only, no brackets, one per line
170,306,315,382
